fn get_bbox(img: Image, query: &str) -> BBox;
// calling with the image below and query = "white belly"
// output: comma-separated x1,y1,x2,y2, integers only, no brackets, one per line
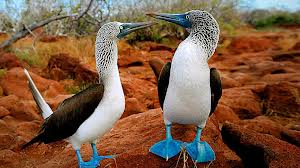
69,69,125,150
164,73,211,127
163,40,211,127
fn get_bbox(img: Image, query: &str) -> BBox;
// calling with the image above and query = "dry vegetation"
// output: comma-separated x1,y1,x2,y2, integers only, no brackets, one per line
1,25,299,70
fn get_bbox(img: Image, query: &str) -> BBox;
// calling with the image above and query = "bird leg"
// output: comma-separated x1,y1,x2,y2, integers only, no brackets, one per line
185,127,215,163
91,143,115,164
150,124,183,160
76,150,97,168
75,144,114,168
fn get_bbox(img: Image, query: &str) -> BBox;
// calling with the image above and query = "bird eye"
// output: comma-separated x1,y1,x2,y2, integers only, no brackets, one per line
120,26,123,30
186,15,189,20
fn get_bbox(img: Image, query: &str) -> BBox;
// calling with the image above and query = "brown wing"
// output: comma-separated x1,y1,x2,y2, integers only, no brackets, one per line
210,68,222,116
158,62,171,109
23,83,104,148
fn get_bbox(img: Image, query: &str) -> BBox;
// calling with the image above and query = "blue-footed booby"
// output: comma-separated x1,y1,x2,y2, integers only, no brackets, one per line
22,21,154,168
147,11,222,163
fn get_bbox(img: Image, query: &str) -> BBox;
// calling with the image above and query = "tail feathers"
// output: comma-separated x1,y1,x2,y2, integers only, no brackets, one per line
22,135,42,149
24,69,53,119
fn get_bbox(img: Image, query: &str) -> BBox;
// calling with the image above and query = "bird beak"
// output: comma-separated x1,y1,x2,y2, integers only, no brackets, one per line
117,22,156,39
146,12,192,28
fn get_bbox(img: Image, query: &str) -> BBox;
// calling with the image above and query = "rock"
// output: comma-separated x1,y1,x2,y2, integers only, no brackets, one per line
149,50,173,62
238,83,267,95
221,75,242,89
1,116,20,131
0,67,65,100
291,42,300,50
49,67,68,81
228,36,279,54
0,119,11,134
47,53,98,83
0,106,10,118
285,124,300,131
0,86,3,97
0,149,20,167
99,109,242,168
229,72,255,85
10,135,28,151
137,41,174,52
122,77,159,110
221,122,300,168
43,83,66,99
16,122,40,140
19,109,242,168
249,61,297,76
149,57,165,80
220,88,262,119
118,51,144,67
0,95,19,111
126,66,148,76
0,133,15,150
122,98,146,118
281,129,300,147
272,50,300,62
239,116,284,139
10,101,41,121
74,64,98,83
46,94,73,110
213,104,240,124
48,53,79,70
262,82,300,117
39,35,67,43
0,53,28,69
261,73,300,84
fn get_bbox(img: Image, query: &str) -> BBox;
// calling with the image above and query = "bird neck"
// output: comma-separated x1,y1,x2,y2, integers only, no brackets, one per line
187,24,219,59
102,64,122,95
95,38,118,81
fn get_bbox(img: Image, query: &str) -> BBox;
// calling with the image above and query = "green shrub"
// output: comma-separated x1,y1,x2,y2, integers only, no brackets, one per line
0,69,7,78
64,82,96,94
65,84,81,94
248,10,300,28
14,48,43,67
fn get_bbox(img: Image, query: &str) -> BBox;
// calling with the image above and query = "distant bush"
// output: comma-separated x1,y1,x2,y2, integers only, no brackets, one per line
14,48,44,67
0,69,7,79
247,10,300,28
65,84,81,94
112,0,241,43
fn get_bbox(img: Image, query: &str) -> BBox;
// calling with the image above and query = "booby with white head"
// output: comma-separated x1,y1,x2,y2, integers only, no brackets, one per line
22,21,154,168
147,11,222,163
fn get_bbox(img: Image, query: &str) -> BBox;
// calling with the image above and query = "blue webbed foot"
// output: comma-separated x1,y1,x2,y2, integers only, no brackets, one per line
78,159,98,168
90,143,116,166
150,124,183,160
185,140,215,162
76,143,116,168
76,150,98,168
185,127,215,163
150,138,183,160
93,154,115,164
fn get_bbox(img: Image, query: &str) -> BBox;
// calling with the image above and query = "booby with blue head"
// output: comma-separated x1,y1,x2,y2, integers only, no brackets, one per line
22,21,154,168
147,11,222,163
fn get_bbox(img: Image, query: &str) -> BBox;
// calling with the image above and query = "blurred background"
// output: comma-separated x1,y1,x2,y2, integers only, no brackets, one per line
0,1,299,168
0,0,299,66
